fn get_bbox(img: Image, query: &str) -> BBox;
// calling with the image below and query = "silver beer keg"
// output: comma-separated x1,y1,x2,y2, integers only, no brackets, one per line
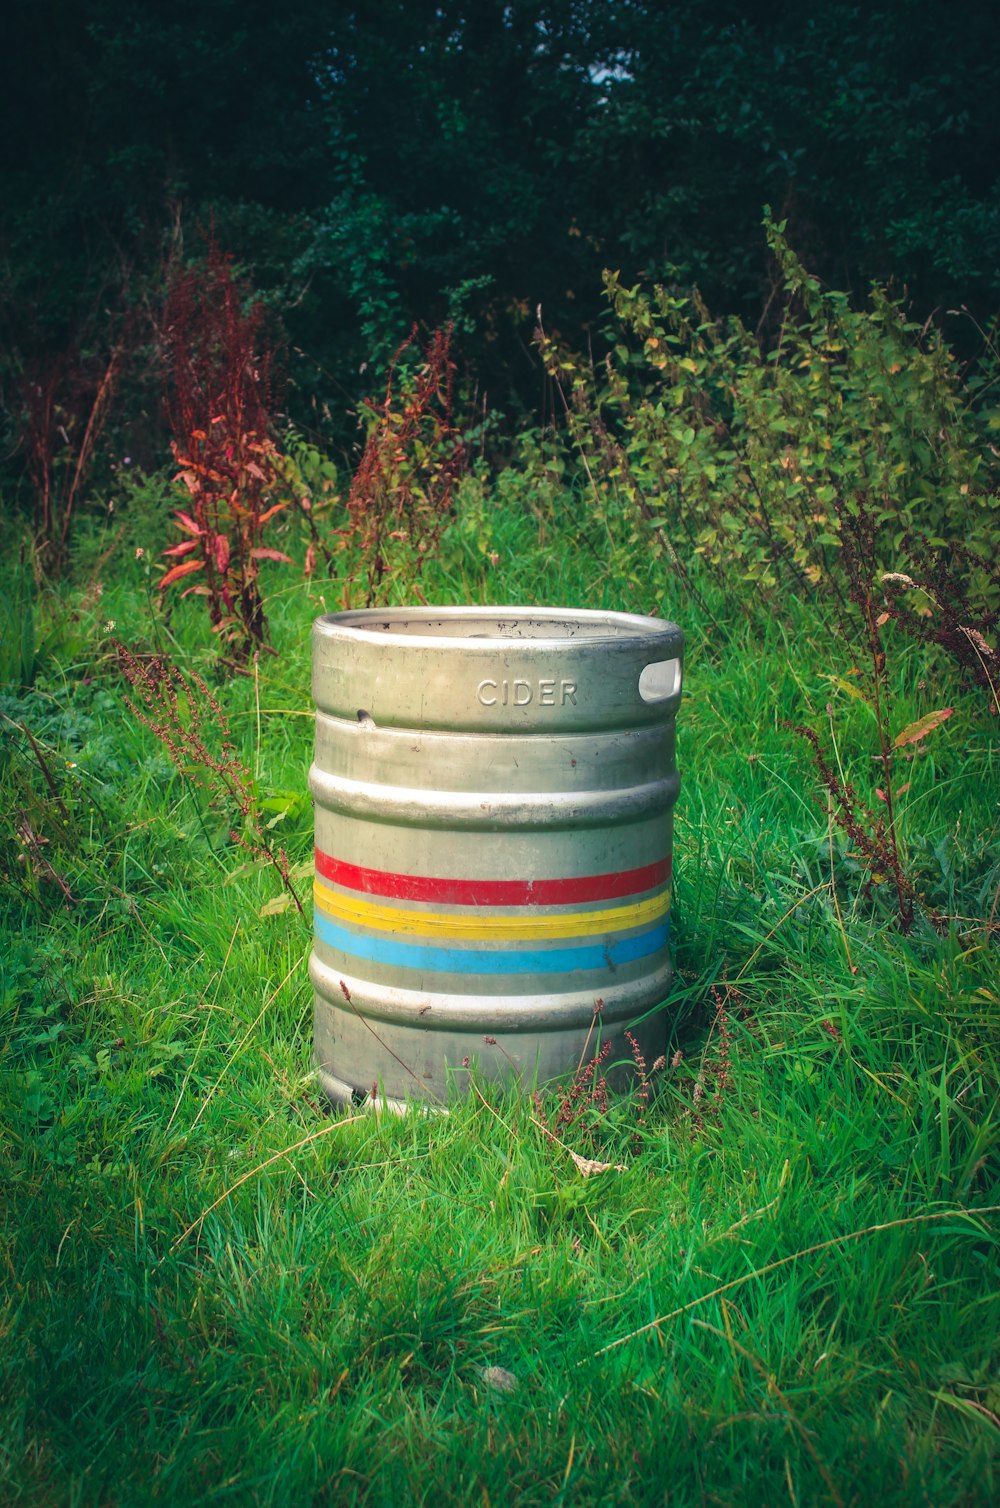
310,607,682,1108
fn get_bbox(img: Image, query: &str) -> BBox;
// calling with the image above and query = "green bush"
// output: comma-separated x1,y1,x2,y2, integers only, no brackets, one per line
537,216,1000,623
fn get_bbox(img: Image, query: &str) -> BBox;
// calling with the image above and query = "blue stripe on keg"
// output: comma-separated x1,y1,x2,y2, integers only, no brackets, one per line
313,912,670,975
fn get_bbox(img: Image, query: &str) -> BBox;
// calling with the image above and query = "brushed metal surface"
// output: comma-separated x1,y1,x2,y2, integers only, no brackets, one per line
311,606,683,1107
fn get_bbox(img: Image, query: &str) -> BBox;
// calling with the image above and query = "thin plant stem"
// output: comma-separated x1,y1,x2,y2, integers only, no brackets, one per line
588,1205,999,1360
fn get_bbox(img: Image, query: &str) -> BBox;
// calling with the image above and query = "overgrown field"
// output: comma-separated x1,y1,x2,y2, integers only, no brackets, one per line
2,249,999,1504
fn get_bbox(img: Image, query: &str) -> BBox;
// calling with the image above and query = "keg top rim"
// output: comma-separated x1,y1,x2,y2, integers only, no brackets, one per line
315,605,680,648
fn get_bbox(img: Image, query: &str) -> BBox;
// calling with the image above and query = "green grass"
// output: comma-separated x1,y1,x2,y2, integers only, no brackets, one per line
1,490,998,1505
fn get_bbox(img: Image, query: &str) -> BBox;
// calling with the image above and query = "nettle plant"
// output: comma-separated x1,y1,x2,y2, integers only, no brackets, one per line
158,241,292,661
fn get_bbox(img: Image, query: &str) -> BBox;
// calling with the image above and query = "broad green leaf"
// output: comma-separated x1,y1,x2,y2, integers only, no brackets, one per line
259,893,296,917
821,674,871,708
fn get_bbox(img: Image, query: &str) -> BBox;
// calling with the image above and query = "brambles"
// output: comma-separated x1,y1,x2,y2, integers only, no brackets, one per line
159,240,291,661
341,325,464,606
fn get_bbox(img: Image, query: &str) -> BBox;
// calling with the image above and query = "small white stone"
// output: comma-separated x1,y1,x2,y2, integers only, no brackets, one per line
478,1365,517,1395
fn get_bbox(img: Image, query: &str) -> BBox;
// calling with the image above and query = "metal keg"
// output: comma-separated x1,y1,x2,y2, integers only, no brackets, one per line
310,607,682,1108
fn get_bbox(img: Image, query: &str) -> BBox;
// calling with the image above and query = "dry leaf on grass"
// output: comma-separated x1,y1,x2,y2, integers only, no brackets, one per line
568,1149,627,1177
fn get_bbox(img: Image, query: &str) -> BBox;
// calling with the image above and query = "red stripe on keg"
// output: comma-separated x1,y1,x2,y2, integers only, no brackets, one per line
314,850,670,905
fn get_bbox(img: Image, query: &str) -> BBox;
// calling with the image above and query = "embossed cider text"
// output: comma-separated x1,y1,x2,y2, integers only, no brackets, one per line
476,677,577,707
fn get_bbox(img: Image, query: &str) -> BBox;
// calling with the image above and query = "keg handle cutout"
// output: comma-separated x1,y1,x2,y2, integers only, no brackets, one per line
638,657,681,703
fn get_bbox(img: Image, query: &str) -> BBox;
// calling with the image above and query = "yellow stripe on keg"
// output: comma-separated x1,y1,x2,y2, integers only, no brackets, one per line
313,877,669,942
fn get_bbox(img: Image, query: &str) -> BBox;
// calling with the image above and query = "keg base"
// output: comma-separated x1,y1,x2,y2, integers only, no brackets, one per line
312,967,672,1108
314,1065,435,1116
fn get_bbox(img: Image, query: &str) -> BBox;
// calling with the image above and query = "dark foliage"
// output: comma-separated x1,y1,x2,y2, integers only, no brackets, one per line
2,0,999,481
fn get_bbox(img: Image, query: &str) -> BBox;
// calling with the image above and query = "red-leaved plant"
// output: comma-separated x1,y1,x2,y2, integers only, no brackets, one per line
342,324,464,606
159,239,290,660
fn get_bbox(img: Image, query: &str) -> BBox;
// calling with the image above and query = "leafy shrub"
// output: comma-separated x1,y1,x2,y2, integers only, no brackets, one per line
536,214,1000,638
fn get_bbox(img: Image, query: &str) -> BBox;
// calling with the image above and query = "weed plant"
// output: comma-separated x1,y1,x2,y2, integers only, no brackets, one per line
157,240,293,661
338,323,465,608
17,339,124,579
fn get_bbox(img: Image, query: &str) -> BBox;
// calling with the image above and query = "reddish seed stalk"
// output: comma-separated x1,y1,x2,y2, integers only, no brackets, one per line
344,324,464,607
784,492,930,933
625,1030,649,1142
532,1039,614,1148
113,640,303,915
20,342,123,576
837,496,912,930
